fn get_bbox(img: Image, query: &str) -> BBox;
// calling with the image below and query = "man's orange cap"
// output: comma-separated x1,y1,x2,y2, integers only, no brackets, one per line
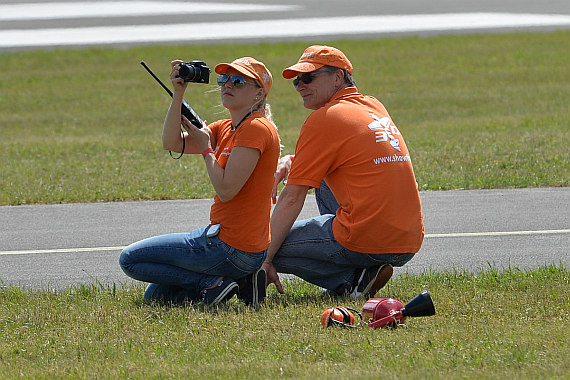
282,45,353,79
215,57,272,96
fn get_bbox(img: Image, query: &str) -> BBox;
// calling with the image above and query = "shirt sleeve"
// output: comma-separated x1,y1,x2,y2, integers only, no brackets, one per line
287,111,344,188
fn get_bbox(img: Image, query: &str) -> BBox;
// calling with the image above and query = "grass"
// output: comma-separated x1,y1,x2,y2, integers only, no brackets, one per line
0,265,568,379
1,31,569,205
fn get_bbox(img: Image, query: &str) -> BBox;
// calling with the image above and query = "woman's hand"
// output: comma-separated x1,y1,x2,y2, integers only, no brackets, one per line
271,155,293,203
170,60,188,93
180,116,210,151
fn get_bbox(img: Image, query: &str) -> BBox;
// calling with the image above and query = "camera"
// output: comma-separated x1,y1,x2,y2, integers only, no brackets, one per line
177,60,210,84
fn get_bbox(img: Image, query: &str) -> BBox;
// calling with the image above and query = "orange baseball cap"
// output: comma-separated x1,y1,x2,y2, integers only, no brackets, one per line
282,45,353,79
215,57,272,96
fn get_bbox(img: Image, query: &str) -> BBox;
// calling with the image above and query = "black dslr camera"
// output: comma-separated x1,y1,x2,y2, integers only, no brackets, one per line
177,60,210,84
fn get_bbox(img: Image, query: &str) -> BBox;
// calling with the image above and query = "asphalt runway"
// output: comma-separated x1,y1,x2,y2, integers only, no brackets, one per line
1,0,569,289
2,189,569,289
2,0,570,51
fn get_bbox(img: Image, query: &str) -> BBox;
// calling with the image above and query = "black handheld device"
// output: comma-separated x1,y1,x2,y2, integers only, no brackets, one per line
140,61,203,129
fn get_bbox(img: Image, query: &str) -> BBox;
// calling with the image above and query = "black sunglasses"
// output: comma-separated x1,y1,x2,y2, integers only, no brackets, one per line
292,69,330,87
217,74,251,88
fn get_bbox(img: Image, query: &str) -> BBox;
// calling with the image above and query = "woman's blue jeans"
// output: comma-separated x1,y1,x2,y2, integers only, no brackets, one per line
271,181,415,294
119,226,266,302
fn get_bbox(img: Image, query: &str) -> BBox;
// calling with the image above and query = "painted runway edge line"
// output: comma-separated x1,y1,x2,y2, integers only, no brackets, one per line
1,229,568,256
2,13,570,48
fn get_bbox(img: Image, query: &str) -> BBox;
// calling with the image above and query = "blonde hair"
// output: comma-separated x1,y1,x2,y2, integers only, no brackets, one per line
251,80,275,126
255,97,274,125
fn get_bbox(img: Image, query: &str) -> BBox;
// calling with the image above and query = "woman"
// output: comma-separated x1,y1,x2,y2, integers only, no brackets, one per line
120,57,280,307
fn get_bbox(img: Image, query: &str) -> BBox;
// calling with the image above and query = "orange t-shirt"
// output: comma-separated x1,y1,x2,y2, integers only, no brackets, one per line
287,88,424,254
208,112,280,252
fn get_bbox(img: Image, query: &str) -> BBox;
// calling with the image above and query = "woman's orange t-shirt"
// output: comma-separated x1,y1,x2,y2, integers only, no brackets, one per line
287,88,424,254
208,112,280,252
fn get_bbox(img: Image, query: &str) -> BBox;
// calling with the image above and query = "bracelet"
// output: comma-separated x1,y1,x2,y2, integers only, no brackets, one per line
202,148,214,158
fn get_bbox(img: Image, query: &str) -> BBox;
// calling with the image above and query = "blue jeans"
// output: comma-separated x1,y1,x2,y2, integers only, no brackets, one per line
119,225,266,302
272,181,414,294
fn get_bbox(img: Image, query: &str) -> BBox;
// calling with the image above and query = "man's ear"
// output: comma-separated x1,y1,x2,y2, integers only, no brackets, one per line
334,69,344,85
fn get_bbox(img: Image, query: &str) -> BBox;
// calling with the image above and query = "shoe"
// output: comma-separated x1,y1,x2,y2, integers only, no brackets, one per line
350,264,393,299
238,268,266,307
202,277,238,306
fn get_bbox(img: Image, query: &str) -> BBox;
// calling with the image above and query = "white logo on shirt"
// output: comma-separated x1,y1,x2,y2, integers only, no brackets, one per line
367,113,401,152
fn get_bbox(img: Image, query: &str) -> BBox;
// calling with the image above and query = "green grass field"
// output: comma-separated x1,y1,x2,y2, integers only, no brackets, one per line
1,32,568,379
1,31,568,205
1,265,568,379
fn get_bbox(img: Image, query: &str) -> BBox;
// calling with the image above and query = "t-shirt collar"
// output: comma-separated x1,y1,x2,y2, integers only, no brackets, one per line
329,86,358,103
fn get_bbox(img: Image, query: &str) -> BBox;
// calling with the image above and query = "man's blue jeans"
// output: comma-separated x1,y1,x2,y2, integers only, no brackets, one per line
119,226,266,302
272,182,414,294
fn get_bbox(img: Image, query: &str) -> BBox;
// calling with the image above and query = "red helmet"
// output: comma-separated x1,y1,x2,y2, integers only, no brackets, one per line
362,298,406,328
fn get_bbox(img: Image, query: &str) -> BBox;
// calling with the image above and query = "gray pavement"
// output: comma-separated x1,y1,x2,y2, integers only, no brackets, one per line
1,188,568,289
0,0,568,289
1,0,569,52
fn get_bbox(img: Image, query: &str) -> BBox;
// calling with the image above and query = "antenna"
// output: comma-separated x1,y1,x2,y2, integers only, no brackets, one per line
140,61,203,128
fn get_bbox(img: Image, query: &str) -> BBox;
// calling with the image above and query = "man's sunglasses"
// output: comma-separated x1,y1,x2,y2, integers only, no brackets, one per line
217,74,252,88
292,69,330,87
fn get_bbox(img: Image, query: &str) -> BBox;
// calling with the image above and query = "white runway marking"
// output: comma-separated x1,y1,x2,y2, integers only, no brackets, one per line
427,229,570,238
1,13,570,48
1,229,568,256
0,1,299,20
0,247,127,255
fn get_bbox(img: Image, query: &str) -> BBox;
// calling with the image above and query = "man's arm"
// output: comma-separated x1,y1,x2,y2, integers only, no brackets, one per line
263,184,309,293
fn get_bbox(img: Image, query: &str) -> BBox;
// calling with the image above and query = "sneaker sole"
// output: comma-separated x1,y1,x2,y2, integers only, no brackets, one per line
362,264,393,298
253,268,267,307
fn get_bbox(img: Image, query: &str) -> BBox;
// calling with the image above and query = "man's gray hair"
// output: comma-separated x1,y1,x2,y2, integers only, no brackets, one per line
323,65,357,87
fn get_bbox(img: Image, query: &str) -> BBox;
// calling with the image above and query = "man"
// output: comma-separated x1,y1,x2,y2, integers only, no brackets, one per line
263,45,424,298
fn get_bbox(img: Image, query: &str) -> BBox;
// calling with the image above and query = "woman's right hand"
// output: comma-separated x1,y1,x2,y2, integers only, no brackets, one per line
181,115,210,151
271,155,293,203
170,60,188,93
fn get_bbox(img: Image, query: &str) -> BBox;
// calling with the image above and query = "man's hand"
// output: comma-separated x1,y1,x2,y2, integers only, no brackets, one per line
271,155,293,203
262,262,284,294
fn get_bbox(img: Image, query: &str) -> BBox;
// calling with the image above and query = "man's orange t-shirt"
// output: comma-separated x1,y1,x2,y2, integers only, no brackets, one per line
287,88,424,254
208,112,280,252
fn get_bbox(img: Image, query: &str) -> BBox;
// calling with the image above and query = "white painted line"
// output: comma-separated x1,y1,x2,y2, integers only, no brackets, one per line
0,1,299,21
0,246,126,255
1,229,567,256
427,229,570,238
2,13,570,48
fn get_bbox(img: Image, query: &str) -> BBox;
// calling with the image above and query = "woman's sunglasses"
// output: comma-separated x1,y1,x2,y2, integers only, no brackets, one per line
217,74,250,88
292,69,330,87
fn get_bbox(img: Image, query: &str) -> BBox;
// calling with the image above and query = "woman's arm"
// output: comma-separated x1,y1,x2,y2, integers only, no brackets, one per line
181,117,259,202
162,60,213,154
203,146,260,202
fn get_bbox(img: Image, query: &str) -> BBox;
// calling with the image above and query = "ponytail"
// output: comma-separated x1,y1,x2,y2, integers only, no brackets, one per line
252,97,275,126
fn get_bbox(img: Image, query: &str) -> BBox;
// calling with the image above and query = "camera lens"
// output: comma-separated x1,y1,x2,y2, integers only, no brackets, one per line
177,61,210,84
178,64,198,82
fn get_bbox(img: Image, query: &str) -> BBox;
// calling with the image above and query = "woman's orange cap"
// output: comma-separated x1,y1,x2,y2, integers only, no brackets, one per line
215,57,272,96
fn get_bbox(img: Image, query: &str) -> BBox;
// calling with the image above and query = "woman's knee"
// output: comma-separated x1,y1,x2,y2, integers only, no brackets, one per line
118,244,137,272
